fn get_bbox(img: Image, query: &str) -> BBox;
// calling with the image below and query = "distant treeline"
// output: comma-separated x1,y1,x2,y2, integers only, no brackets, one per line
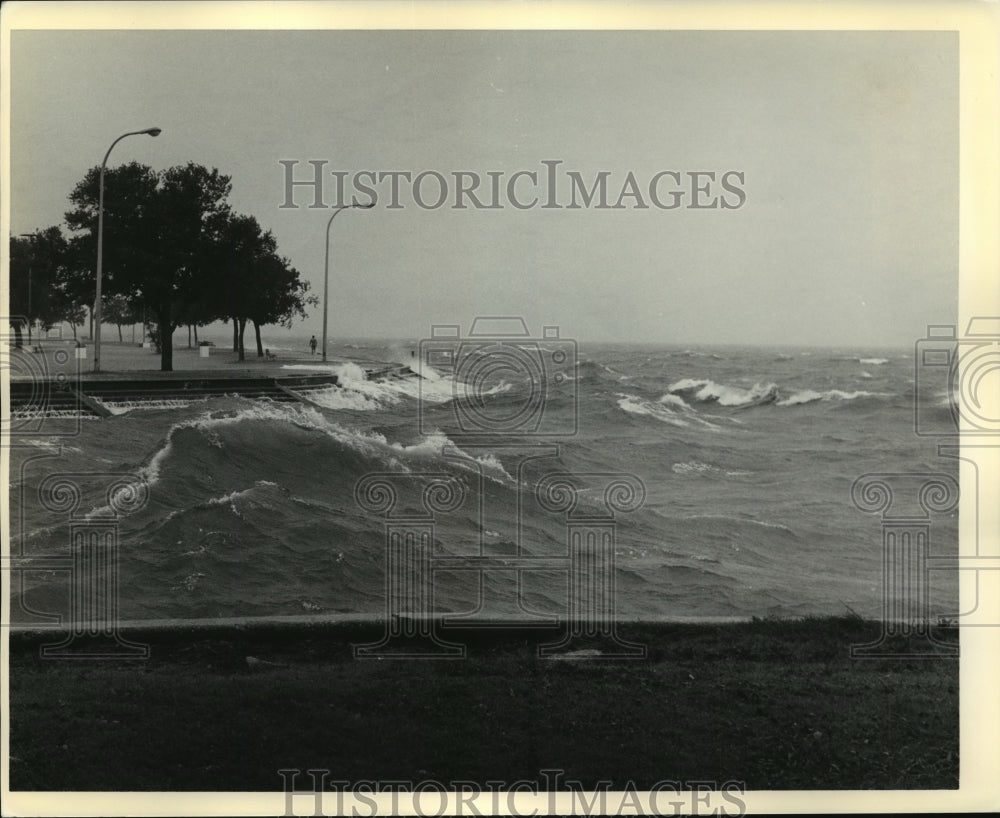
9,162,315,370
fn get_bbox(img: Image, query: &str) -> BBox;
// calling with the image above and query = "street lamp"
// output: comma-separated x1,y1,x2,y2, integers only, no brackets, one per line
93,127,161,373
322,198,375,362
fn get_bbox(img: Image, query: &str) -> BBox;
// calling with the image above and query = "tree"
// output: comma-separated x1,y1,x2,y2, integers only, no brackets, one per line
8,236,31,348
62,161,314,370
63,304,87,339
102,294,141,343
9,228,74,347
247,251,315,357
202,212,262,362
65,162,232,371
204,213,316,361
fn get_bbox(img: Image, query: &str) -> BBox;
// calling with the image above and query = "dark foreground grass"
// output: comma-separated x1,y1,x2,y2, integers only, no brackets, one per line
8,616,958,791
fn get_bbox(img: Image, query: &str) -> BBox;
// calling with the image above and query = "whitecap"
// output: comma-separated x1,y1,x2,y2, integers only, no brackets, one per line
617,392,719,429
776,389,888,406
668,378,777,407
672,461,718,475
290,361,489,411
617,394,689,427
684,513,793,533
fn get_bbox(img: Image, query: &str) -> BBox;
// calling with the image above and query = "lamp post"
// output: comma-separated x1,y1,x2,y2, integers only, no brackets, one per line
18,233,33,346
322,199,375,362
94,127,161,373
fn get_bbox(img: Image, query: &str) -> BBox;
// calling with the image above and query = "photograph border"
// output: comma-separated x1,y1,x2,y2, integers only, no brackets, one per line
2,1,998,815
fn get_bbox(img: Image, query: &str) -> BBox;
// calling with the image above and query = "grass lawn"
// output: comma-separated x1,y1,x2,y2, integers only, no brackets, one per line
7,616,958,792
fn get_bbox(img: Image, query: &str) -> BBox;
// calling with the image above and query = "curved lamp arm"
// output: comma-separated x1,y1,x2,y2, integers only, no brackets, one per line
321,197,376,362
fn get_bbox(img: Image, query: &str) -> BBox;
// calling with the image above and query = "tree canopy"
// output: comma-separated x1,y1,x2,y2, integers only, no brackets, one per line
204,213,315,360
45,160,314,370
8,227,76,346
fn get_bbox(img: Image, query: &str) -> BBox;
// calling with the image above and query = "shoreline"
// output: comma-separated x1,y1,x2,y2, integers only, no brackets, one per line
8,615,962,665
5,610,959,635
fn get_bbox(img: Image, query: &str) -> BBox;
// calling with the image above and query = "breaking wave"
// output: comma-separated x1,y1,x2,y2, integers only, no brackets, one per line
667,378,778,407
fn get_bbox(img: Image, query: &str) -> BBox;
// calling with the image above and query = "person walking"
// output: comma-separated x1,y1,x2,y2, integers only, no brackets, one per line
309,335,317,355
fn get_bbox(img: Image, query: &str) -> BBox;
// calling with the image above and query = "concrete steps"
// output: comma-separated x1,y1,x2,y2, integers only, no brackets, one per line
8,374,340,418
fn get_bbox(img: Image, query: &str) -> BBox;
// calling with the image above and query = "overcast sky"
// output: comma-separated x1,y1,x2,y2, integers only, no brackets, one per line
9,29,957,346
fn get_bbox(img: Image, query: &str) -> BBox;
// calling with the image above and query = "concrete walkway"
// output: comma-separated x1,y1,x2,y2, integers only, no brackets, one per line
7,339,404,382
8,340,417,417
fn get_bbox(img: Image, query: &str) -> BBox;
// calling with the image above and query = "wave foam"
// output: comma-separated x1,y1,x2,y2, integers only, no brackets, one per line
776,389,886,406
668,378,778,407
684,513,793,533
136,403,324,487
672,461,752,477
616,390,727,429
140,401,517,490
617,394,690,427
289,361,472,411
100,399,195,415
658,393,691,410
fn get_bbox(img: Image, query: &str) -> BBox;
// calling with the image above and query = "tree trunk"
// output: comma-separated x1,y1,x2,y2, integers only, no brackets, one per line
187,325,192,348
70,322,77,340
232,318,239,353
88,307,93,341
237,317,247,362
117,324,123,343
194,325,199,346
158,305,173,372
253,320,264,358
